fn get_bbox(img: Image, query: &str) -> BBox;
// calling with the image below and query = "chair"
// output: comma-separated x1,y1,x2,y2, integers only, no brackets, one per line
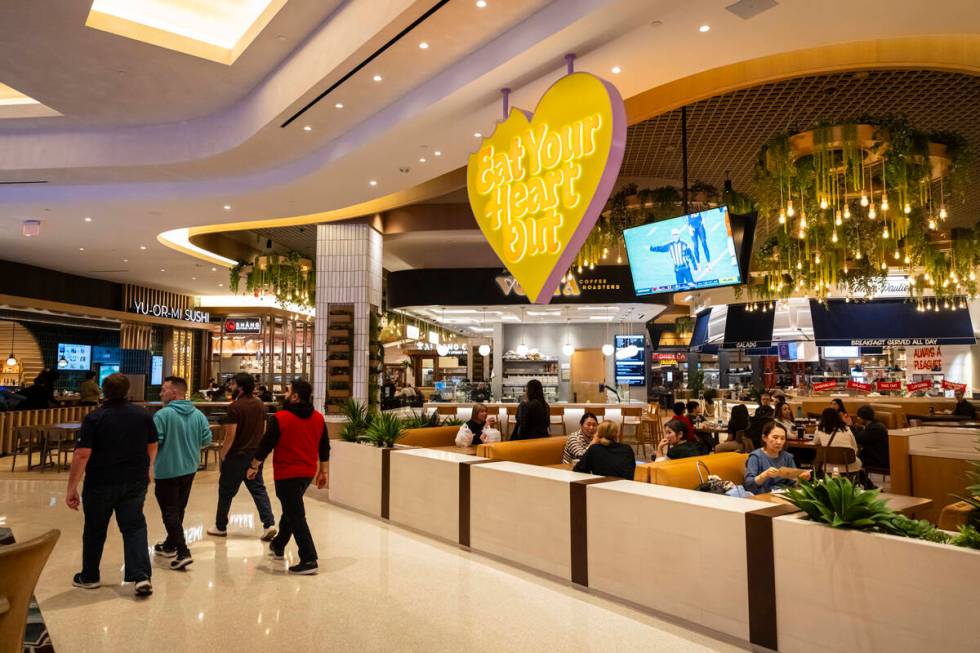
0,529,60,653
620,406,643,437
201,424,225,469
813,446,860,480
549,406,566,435
436,405,458,421
864,465,890,487
10,427,40,472
591,406,606,419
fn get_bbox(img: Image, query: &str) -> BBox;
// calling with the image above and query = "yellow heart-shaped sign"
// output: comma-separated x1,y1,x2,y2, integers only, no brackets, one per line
467,72,626,303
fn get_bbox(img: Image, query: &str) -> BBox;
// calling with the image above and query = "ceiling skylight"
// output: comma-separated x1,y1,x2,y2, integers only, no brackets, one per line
0,82,60,119
86,0,288,65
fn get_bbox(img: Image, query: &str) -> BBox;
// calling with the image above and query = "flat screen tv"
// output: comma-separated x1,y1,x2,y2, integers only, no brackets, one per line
614,335,645,386
623,206,744,296
57,343,92,371
98,363,120,386
151,355,164,385
778,342,819,363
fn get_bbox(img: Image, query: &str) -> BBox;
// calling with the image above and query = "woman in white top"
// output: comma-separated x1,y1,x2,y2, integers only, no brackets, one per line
814,407,862,473
774,402,796,437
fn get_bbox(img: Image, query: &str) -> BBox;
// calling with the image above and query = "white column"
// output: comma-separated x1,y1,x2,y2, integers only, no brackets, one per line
314,223,383,410
491,322,504,401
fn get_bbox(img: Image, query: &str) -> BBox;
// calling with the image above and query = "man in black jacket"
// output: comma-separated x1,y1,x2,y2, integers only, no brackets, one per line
952,389,977,419
853,405,889,492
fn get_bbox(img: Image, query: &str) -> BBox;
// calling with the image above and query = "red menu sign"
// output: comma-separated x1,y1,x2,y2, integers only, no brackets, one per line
812,380,839,392
875,380,902,391
906,380,933,392
941,379,967,391
651,352,687,362
846,380,872,392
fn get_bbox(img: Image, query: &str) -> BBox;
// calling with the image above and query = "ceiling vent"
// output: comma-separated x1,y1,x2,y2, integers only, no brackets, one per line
725,0,778,20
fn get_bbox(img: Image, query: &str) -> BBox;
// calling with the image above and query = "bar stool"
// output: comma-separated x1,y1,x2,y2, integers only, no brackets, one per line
504,405,520,440
620,406,643,437
590,406,606,420
485,404,502,431
10,426,40,472
549,406,566,435
436,405,458,422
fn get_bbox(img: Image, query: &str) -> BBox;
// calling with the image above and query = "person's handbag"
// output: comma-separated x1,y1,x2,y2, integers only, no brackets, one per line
694,460,732,494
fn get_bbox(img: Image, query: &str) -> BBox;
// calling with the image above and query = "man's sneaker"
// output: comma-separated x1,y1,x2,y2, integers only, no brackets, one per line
267,546,285,561
72,572,100,589
134,579,153,597
170,553,193,570
260,526,278,542
206,526,227,537
288,560,318,575
154,542,177,558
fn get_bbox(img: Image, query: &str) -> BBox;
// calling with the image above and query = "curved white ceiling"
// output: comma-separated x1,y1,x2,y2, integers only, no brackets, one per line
1,0,979,297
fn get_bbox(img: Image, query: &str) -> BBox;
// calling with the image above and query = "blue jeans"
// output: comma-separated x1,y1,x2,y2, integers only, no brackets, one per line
215,454,275,530
81,481,151,583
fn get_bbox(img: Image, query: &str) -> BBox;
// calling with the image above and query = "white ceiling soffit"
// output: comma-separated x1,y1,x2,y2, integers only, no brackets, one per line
1,0,979,296
0,81,61,119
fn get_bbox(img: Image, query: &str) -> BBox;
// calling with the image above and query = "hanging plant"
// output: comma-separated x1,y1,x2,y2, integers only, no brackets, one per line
228,251,315,308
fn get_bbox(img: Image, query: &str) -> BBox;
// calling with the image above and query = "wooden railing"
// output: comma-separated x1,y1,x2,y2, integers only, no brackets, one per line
0,406,97,454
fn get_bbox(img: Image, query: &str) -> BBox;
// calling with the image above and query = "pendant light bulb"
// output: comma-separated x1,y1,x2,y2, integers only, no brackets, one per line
835,210,842,226
939,206,948,220
478,344,491,357
881,196,889,212
843,206,851,219
796,261,802,270
855,250,862,260
893,250,900,260
868,205,877,220
786,200,795,217
5,354,15,367
831,231,838,243
970,270,976,281
516,343,529,357
778,210,786,224
819,197,828,210
904,254,910,264
882,227,889,239
815,253,821,264
904,203,911,214
928,218,937,230
601,343,614,357
799,214,807,230
562,342,574,356
881,262,887,270
860,194,869,207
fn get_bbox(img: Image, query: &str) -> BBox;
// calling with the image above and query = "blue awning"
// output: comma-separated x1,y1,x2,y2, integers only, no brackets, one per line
809,299,976,347
722,304,776,350
689,310,717,353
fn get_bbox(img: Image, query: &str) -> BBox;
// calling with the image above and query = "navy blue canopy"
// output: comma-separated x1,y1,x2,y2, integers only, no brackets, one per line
808,299,975,347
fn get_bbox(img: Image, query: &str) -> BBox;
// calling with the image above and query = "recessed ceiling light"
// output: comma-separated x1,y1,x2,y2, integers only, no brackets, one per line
434,150,442,156
474,132,482,138
334,102,343,109
303,125,312,131
123,258,128,262
192,276,197,280
223,204,231,210
699,24,710,32
372,74,382,82
418,41,429,49
611,65,622,74
476,0,487,7
78,247,85,251
139,245,147,250
211,267,217,271
369,180,378,186
160,268,166,272
84,216,93,222
419,157,427,163
218,283,223,287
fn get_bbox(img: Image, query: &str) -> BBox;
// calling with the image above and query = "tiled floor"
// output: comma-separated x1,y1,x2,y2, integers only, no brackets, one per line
1,465,749,653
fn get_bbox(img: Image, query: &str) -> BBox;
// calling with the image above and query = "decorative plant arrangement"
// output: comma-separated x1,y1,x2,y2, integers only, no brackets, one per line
339,398,375,442
363,412,405,448
401,408,442,430
229,252,315,307
784,477,980,550
747,118,974,308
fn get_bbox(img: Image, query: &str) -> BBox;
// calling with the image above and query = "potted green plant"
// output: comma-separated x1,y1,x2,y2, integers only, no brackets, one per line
362,412,405,448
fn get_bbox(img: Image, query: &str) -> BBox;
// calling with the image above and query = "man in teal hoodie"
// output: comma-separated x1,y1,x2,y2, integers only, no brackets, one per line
152,376,211,570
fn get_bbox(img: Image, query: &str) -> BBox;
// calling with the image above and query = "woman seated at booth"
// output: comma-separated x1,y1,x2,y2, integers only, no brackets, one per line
744,421,811,493
562,411,599,464
814,407,863,475
774,402,796,436
455,403,502,447
655,420,701,461
573,420,635,480
831,398,853,426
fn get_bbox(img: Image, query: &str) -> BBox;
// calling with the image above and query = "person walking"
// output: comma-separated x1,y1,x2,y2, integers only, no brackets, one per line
247,379,329,575
208,372,276,540
65,373,157,597
152,376,212,570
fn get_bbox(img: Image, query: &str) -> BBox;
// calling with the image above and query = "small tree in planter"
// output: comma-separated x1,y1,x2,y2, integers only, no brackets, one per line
339,398,375,442
362,412,404,448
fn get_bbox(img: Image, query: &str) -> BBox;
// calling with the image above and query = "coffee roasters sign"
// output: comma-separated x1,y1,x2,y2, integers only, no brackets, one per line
468,71,626,303
224,318,262,334
131,301,209,324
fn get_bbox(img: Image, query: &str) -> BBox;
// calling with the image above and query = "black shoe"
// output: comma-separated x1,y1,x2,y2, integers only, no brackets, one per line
72,572,101,589
267,546,284,561
170,553,193,570
134,579,153,597
154,542,177,558
288,560,318,575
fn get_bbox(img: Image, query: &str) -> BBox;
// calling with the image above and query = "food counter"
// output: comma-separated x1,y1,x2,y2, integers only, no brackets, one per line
422,401,647,434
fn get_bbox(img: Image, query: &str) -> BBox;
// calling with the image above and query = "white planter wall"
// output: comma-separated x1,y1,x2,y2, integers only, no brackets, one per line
328,440,384,517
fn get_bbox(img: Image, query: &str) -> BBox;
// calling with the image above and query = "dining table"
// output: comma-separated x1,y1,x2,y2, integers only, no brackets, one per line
38,422,82,472
907,412,973,422
428,445,478,455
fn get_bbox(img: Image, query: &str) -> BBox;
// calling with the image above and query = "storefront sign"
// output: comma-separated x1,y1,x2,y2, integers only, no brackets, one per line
941,379,967,391
131,300,209,324
412,342,467,354
911,346,943,371
224,318,261,334
651,352,687,362
467,71,626,304
875,380,902,391
812,380,839,392
906,380,933,392
850,338,940,347
846,380,872,393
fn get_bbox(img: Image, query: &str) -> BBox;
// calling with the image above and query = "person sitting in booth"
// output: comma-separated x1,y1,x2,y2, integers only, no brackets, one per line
746,405,775,450
686,400,706,427
774,402,796,436
952,388,977,419
814,407,862,475
744,421,811,493
455,403,501,447
655,420,701,461
754,393,773,417
562,412,599,464
853,405,889,486
573,420,635,480
831,398,853,426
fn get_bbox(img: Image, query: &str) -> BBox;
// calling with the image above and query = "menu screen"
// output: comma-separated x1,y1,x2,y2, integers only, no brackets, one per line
57,343,92,371
614,335,646,386
151,355,164,385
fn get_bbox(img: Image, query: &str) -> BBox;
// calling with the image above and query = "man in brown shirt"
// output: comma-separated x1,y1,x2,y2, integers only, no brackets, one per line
207,373,276,540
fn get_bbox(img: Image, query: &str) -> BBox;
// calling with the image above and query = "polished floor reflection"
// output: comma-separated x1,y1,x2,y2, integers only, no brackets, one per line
1,472,747,652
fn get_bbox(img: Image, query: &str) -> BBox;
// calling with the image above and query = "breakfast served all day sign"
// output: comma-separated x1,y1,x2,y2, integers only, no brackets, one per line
467,72,626,303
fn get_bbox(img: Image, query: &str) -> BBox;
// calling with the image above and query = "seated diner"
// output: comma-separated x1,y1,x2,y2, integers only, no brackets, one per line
814,407,863,475
455,403,501,447
743,421,811,493
656,419,701,461
562,411,599,464
572,420,635,480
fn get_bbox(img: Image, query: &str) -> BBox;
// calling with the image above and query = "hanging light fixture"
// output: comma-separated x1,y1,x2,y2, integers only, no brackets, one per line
835,210,843,226
860,194,869,207
478,343,491,357
786,199,795,217
778,209,786,224
843,205,851,220
868,204,877,219
5,323,16,367
881,195,889,212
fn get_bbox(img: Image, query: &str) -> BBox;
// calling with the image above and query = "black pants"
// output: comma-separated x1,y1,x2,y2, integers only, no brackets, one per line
154,473,195,556
215,454,275,530
82,481,151,583
271,477,316,563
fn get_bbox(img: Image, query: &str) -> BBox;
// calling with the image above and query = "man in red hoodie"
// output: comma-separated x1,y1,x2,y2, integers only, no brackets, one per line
247,379,329,575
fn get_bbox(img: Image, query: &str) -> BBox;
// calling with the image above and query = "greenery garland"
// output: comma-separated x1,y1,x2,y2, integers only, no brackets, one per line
228,251,315,308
